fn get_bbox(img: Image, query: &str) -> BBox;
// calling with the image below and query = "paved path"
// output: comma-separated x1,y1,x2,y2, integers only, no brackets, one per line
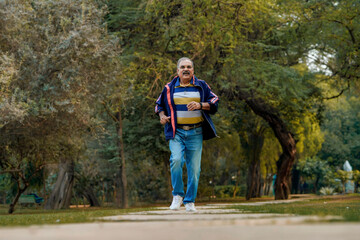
1,203,359,240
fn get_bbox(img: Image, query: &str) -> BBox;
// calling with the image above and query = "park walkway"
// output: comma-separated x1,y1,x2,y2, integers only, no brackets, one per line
1,200,359,240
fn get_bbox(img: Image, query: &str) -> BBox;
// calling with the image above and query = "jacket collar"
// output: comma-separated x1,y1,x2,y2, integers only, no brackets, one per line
171,75,199,87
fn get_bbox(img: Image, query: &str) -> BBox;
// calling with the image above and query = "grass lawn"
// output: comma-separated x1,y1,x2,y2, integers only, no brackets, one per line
0,205,152,227
229,195,360,222
0,195,359,227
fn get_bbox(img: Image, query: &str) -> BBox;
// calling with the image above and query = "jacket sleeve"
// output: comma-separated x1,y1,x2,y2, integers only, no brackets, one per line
203,82,219,115
155,87,166,115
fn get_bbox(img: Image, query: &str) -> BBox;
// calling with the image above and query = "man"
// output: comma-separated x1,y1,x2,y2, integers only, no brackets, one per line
155,57,219,212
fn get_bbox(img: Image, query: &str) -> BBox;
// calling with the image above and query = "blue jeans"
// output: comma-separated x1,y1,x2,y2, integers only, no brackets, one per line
169,127,203,204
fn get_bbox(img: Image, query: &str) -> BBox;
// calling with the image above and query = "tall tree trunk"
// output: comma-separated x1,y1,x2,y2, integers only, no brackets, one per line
274,144,296,200
43,169,47,202
8,181,27,214
246,132,264,200
246,160,261,200
83,186,100,207
314,177,319,194
264,163,274,196
44,159,74,209
115,110,128,208
291,166,300,194
238,90,297,200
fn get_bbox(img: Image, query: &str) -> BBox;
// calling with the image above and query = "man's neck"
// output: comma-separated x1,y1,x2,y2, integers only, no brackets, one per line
180,79,191,85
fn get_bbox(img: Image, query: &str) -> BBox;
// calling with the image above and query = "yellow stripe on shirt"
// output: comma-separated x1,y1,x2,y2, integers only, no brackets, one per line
174,97,200,105
177,117,204,125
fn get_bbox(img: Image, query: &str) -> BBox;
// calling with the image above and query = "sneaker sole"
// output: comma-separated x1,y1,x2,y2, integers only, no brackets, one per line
169,207,181,210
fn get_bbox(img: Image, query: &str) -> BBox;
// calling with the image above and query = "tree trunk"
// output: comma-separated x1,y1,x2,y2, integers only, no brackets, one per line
246,161,261,200
44,159,74,209
264,174,272,196
8,183,26,214
238,90,297,200
115,110,128,208
314,177,319,194
43,170,47,202
83,186,100,207
291,166,300,194
246,132,264,200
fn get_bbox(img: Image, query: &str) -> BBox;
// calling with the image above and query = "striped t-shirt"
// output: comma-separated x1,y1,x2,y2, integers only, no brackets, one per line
174,81,203,125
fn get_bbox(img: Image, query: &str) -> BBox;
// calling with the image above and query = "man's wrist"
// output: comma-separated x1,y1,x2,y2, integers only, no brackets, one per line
199,102,202,110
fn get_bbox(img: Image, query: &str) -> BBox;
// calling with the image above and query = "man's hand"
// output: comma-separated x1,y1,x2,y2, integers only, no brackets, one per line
159,111,171,125
187,101,201,111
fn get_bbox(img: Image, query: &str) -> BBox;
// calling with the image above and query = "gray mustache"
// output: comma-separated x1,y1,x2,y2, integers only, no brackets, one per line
183,71,190,74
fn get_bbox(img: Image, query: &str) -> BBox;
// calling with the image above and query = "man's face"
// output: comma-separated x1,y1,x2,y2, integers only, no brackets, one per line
177,60,194,82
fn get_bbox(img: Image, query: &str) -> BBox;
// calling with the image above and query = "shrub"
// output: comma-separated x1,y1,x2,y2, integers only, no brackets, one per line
319,187,335,195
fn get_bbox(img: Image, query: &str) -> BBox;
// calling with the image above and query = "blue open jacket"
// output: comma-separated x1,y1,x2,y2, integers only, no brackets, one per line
155,75,219,141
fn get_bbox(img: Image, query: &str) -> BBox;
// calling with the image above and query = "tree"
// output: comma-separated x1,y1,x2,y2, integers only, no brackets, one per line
335,170,351,194
234,109,267,200
318,94,360,170
353,170,360,193
0,0,122,212
44,146,76,210
297,157,331,193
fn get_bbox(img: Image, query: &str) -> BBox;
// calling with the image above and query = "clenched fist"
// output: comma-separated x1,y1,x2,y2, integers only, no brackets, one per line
187,101,201,111
160,115,171,125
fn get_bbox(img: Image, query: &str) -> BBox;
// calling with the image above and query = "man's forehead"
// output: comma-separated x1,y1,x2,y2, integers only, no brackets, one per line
179,60,193,67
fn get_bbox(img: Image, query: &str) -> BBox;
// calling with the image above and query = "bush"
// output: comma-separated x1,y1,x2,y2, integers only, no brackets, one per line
319,187,335,195
213,185,246,198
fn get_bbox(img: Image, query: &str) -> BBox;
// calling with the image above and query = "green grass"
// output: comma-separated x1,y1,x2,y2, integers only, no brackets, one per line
1,195,359,227
229,195,360,222
0,205,153,227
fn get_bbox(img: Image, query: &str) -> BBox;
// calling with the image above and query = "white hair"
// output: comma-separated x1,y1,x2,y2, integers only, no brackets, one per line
177,57,194,69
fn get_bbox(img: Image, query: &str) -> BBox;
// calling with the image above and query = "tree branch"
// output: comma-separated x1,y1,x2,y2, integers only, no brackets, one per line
323,79,350,100
101,101,119,123
0,169,21,174
331,20,356,44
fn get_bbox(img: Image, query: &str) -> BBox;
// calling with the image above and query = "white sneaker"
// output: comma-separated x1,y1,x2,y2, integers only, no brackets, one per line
169,195,183,210
185,202,197,212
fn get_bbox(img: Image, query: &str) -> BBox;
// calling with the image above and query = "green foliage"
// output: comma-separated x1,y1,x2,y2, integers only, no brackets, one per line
353,170,360,184
213,185,246,198
297,157,332,192
353,170,360,193
335,169,351,193
318,94,360,169
292,113,324,159
0,0,122,210
0,175,13,204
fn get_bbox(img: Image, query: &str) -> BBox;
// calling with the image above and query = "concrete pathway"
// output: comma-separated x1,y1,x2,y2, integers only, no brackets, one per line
0,203,359,240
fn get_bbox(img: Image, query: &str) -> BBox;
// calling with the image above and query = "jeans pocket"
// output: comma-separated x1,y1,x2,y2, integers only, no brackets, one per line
194,127,203,135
